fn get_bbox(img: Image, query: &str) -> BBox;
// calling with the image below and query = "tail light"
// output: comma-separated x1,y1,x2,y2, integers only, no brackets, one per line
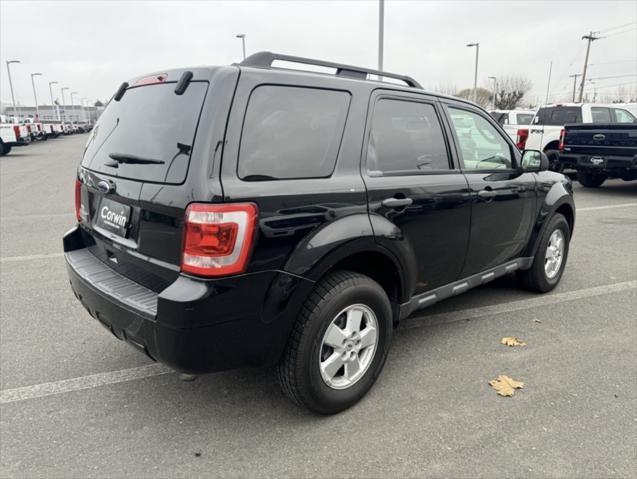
516,128,529,150
75,179,82,222
558,129,565,151
182,203,258,277
13,125,20,139
26,124,32,133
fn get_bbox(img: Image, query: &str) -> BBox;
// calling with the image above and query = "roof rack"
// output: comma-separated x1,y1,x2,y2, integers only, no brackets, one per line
239,51,422,89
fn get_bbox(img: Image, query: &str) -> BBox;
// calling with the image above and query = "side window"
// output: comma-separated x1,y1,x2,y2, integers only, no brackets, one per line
448,107,513,169
612,108,637,123
367,99,450,175
238,85,350,181
591,107,612,123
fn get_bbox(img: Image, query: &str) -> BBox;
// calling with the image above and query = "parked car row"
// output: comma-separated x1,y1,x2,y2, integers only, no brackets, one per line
0,114,92,155
491,103,637,187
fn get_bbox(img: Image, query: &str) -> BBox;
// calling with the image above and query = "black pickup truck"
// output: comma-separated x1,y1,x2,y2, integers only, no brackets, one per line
559,122,637,187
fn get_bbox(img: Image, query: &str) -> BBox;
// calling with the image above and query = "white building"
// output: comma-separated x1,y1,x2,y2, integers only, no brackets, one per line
1,103,102,123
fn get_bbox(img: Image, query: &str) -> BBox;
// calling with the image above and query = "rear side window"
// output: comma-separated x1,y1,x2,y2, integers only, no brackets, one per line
515,113,534,125
367,99,450,175
82,82,209,184
534,106,582,125
612,108,637,123
591,107,612,123
238,86,350,181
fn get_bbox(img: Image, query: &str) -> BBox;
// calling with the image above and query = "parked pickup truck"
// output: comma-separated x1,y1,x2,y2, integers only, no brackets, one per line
521,103,637,170
489,109,536,144
559,122,637,187
0,115,31,155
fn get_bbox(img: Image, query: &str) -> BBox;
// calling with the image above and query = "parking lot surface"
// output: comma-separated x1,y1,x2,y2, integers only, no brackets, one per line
1,136,636,478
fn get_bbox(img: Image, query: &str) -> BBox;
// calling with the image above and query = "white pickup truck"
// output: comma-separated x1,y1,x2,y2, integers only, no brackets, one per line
489,109,536,143
0,115,31,155
521,103,637,170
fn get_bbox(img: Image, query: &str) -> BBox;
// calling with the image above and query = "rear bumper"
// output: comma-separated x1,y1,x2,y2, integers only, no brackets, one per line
7,137,31,146
64,225,313,374
559,153,637,176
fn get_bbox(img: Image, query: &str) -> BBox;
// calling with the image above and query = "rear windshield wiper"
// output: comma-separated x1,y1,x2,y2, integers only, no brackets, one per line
107,152,165,165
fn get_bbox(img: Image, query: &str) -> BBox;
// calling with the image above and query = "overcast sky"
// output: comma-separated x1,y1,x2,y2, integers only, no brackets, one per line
1,0,635,107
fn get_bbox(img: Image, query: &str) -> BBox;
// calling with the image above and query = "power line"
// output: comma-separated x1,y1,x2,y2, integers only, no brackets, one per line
598,21,637,34
603,27,636,38
590,59,637,66
588,74,637,81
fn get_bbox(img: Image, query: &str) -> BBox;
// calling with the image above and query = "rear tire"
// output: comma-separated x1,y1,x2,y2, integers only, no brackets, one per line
1,143,11,156
277,270,393,414
518,213,570,293
577,170,606,188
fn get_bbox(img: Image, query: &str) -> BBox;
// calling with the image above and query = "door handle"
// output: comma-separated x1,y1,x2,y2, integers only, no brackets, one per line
382,197,413,209
477,188,496,200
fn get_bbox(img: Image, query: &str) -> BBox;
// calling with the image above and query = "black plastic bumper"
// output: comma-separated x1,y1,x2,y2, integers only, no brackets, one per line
64,226,314,374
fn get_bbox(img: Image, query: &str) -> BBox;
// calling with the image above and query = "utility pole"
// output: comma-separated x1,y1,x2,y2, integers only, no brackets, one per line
488,76,497,109
578,31,600,103
466,43,479,103
569,74,581,102
61,87,69,123
5,60,20,119
30,73,43,120
378,0,384,71
544,61,553,105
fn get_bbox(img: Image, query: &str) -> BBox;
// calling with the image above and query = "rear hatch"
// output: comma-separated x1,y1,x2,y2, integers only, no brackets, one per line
563,123,637,157
78,73,212,291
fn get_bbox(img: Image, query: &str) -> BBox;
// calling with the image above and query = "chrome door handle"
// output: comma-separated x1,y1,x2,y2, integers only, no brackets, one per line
477,188,496,199
382,197,413,209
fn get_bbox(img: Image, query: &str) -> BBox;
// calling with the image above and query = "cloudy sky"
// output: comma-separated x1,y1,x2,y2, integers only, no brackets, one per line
1,0,635,107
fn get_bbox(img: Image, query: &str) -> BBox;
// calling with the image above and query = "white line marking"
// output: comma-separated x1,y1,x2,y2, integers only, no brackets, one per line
1,364,171,405
577,203,636,212
1,213,72,221
400,280,636,330
1,280,634,405
0,252,64,263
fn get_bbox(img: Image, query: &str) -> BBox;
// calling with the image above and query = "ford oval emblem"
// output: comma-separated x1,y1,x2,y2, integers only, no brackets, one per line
593,133,606,141
97,180,113,194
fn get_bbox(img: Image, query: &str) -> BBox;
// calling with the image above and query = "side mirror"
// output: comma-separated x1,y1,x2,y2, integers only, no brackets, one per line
520,149,549,172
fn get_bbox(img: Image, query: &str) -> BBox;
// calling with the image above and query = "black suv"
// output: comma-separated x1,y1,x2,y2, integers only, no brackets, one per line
64,52,575,414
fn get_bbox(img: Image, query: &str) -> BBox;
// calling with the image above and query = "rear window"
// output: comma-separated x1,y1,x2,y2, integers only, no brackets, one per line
238,85,350,181
82,81,208,184
591,107,612,123
534,106,582,125
515,113,534,125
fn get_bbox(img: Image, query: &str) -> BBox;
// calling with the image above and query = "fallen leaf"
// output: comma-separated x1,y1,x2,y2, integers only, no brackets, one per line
489,375,525,397
501,336,526,347
533,319,542,324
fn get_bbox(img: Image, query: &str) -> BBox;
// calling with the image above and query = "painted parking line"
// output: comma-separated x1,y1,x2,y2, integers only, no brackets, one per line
0,252,64,263
1,280,634,405
577,203,636,212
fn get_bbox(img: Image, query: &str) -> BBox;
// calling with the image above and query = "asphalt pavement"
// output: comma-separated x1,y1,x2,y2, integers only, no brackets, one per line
1,135,636,478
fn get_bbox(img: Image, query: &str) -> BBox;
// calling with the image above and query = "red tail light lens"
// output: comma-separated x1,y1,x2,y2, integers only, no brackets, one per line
182,203,258,277
13,125,20,139
558,129,565,151
75,179,82,222
516,128,529,150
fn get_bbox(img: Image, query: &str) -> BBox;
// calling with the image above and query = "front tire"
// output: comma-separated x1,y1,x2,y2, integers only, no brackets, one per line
577,170,606,188
518,213,570,293
277,270,393,414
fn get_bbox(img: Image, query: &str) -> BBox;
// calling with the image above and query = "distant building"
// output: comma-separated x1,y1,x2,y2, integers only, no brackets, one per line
0,103,102,123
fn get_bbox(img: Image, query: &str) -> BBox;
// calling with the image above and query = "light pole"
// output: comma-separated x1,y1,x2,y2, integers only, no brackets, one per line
5,60,20,119
488,76,497,109
81,97,88,122
70,91,78,123
569,73,581,103
48,81,59,121
466,43,479,103
236,33,246,60
30,73,43,120
60,87,69,123
378,0,384,72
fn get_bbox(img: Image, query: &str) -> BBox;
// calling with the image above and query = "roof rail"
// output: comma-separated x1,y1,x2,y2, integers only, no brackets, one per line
239,51,422,89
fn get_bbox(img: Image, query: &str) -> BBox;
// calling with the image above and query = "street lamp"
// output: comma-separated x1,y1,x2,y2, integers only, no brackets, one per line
466,43,479,103
48,81,59,121
30,73,43,120
236,33,246,60
81,97,88,122
488,76,497,109
60,87,69,123
5,60,21,119
70,91,78,123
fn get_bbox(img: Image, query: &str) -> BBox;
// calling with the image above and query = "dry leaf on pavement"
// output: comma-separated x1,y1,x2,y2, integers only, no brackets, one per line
489,375,525,397
501,336,526,347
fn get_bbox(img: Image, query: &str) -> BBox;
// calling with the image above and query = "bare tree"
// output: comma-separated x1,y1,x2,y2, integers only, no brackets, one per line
432,84,459,96
456,87,492,108
494,76,533,109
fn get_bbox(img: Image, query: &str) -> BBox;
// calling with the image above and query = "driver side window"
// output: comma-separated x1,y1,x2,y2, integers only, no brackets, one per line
448,107,513,169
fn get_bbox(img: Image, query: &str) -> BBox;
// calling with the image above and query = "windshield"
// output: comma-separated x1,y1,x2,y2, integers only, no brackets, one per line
82,81,208,184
